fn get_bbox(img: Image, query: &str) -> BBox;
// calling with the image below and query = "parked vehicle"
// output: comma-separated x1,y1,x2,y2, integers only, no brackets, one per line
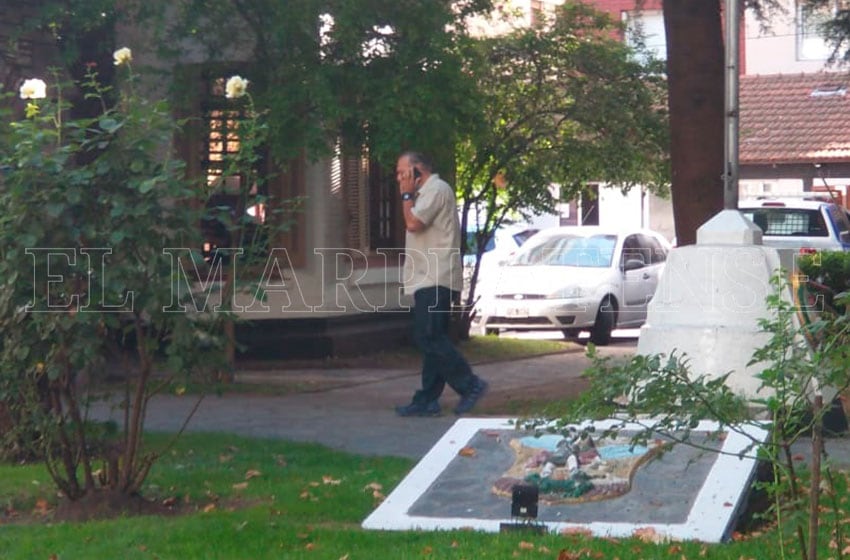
471,226,671,345
739,197,850,253
463,223,539,278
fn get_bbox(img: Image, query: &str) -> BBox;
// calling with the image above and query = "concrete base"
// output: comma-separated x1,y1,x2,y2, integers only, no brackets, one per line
638,210,791,398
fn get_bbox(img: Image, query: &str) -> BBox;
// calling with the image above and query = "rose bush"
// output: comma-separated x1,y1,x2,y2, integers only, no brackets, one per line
0,48,242,514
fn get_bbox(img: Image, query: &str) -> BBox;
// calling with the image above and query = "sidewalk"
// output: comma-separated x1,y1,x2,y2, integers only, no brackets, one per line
93,345,623,459
90,341,850,468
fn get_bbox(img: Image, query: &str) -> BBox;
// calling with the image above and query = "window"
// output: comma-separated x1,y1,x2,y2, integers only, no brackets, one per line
797,0,844,60
624,10,667,63
368,160,404,251
177,64,306,267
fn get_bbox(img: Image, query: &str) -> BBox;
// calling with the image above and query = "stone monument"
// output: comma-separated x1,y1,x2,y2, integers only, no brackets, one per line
636,209,805,398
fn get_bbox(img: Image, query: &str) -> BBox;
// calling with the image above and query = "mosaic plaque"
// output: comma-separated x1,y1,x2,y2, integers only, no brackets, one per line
362,418,767,543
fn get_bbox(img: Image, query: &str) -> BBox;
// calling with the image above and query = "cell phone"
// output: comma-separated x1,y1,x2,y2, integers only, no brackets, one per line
413,167,422,180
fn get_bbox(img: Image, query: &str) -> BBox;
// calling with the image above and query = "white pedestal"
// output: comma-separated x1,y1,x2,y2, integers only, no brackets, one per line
637,210,790,398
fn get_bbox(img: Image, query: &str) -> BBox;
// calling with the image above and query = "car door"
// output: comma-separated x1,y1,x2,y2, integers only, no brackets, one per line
618,234,658,326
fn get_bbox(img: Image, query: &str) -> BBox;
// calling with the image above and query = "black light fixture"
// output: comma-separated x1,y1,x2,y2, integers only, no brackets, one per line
511,483,539,519
500,483,545,534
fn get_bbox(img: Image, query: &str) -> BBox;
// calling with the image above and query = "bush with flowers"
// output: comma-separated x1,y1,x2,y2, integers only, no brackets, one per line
0,48,267,514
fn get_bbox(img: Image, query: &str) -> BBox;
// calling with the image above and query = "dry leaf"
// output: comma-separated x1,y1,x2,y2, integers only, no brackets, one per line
421,545,433,554
322,475,341,485
518,541,535,550
557,550,579,560
162,497,177,507
305,542,315,550
560,527,593,538
33,498,50,515
363,482,383,492
219,454,233,463
300,491,312,499
633,526,662,543
338,555,350,560
232,482,249,491
275,455,288,467
138,545,148,552
202,503,217,513
450,541,459,548
458,446,476,457
245,469,262,480
309,481,320,487
668,544,682,554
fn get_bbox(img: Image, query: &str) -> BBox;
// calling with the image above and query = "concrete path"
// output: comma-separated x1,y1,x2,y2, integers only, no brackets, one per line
91,343,634,459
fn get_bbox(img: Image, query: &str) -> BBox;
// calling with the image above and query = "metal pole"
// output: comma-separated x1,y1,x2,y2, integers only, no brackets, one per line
724,0,740,209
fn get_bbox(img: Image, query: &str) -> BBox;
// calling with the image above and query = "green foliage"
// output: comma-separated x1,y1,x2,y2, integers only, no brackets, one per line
0,58,230,500
160,0,491,167
798,251,850,312
456,2,670,308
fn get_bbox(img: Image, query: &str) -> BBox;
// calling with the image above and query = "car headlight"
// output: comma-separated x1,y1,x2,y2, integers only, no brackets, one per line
547,286,584,299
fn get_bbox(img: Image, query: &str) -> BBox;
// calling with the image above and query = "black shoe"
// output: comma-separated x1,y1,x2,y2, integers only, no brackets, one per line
454,378,489,415
395,400,441,417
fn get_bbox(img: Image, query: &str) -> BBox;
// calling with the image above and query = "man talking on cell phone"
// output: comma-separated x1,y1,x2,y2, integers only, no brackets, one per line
394,151,488,417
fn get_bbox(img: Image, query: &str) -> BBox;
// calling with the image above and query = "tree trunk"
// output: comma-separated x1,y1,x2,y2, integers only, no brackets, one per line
663,0,725,246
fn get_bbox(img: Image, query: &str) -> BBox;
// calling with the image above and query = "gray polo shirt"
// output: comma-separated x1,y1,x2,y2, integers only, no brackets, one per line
403,174,463,295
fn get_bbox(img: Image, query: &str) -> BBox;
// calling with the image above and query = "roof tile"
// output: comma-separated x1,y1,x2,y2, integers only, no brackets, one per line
740,73,850,164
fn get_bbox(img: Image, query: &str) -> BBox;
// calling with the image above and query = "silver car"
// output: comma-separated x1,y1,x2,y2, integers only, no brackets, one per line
472,226,670,345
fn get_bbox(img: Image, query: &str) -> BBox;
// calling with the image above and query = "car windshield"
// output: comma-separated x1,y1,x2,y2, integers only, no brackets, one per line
740,208,829,237
509,233,617,267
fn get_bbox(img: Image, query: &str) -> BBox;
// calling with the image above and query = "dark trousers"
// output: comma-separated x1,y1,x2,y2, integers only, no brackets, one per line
411,285,476,404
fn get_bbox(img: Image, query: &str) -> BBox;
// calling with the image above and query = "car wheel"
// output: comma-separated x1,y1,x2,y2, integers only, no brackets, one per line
589,297,616,346
485,328,500,336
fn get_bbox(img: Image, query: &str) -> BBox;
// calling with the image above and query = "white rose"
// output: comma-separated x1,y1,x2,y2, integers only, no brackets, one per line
19,78,47,100
225,75,249,99
113,47,133,66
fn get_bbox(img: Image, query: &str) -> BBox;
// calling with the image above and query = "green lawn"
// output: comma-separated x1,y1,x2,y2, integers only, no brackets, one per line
0,432,832,560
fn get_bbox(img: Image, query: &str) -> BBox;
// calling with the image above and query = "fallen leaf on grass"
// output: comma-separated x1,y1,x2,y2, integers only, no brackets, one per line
232,482,249,491
322,475,341,485
560,527,593,538
33,498,50,516
161,497,177,507
518,541,534,550
202,503,217,513
245,469,262,480
363,482,383,492
218,454,233,463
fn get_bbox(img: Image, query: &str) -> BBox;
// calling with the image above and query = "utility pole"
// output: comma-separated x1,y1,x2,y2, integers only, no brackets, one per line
724,0,740,209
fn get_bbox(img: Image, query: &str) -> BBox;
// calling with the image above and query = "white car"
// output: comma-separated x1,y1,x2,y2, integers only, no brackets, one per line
739,197,850,253
472,226,671,345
